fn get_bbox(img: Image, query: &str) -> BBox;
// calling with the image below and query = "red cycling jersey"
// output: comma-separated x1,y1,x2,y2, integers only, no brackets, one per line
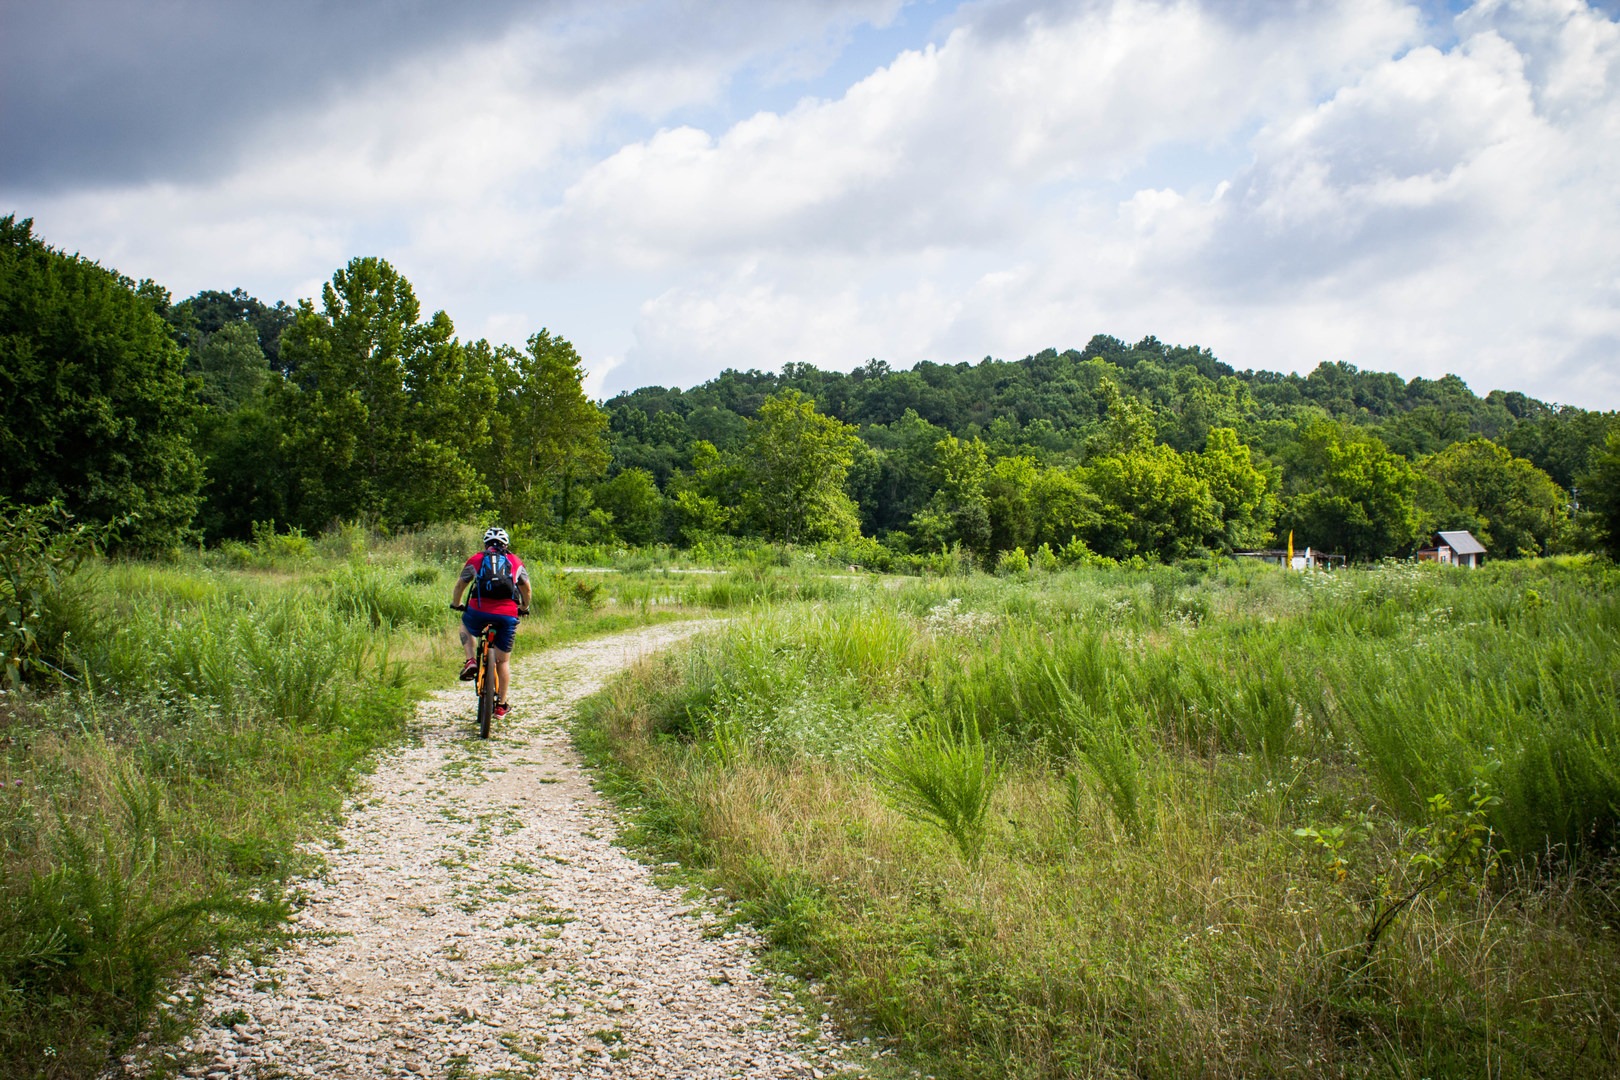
461,549,527,616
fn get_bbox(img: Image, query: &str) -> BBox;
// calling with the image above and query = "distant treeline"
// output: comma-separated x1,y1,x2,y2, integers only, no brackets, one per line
4,213,1618,562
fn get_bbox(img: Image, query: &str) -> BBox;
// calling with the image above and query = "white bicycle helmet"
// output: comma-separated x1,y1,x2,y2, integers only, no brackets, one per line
483,526,510,548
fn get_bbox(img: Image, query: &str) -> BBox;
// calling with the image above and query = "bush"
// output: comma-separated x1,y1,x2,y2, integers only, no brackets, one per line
994,547,1030,575
0,500,101,686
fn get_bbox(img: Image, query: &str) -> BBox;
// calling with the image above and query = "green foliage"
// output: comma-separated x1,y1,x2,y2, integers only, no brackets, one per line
1085,443,1221,559
0,216,202,549
593,467,665,545
1577,427,1620,558
1420,437,1568,556
190,319,268,412
1280,420,1424,559
993,546,1030,575
485,330,610,530
0,499,101,687
10,215,1618,562
273,257,493,530
871,718,1002,864
1299,764,1508,966
742,390,863,543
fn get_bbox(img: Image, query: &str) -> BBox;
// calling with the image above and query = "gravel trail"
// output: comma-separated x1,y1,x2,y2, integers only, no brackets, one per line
143,622,862,1079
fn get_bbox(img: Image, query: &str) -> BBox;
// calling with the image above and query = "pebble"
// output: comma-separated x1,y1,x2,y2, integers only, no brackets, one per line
108,624,863,1079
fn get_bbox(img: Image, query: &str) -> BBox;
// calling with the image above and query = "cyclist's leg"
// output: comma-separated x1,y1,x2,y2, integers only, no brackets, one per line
489,616,519,702
492,647,511,701
458,611,482,678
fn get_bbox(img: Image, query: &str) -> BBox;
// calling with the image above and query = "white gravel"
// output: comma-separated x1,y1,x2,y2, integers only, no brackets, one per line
119,622,867,1079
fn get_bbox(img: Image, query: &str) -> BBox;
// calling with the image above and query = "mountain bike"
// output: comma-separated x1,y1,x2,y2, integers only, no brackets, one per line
451,606,501,739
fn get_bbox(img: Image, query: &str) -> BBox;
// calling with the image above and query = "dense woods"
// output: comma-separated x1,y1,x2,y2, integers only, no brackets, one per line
4,215,1618,563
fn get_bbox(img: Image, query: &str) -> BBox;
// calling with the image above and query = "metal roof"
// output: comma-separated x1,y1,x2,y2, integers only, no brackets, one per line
1437,530,1486,555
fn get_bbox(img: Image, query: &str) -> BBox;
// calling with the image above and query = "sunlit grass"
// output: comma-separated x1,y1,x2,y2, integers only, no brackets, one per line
1,528,794,1076
579,557,1620,1078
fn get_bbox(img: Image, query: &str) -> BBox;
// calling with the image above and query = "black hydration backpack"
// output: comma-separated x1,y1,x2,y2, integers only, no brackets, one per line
475,550,516,601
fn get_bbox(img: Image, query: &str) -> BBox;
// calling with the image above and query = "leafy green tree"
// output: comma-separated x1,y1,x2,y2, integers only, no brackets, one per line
1085,445,1219,560
1087,376,1156,457
0,216,201,549
1418,438,1567,557
743,389,862,543
170,287,297,372
1575,428,1620,558
273,257,492,529
192,320,268,412
1279,421,1423,560
192,405,289,541
594,468,665,545
1193,427,1276,550
912,435,992,556
859,409,948,535
985,455,1038,554
1028,466,1101,551
665,441,739,545
485,330,609,531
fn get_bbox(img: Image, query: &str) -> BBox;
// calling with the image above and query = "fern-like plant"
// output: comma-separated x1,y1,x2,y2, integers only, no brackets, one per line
871,717,1002,863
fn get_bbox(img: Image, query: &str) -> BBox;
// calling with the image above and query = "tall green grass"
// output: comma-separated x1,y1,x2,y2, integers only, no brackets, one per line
579,557,1620,1079
0,561,427,1076
0,523,764,1077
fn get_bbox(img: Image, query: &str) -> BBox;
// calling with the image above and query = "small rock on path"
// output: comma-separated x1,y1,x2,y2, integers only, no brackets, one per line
124,622,864,1079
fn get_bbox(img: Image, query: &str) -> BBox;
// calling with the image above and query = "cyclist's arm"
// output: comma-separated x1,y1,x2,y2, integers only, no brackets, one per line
450,563,476,607
517,576,533,613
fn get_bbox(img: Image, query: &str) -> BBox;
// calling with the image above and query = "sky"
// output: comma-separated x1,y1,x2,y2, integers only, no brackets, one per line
4,0,1619,409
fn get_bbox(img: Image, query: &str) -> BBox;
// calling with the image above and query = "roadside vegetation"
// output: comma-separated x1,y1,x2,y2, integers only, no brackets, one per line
0,515,780,1078
580,556,1620,1079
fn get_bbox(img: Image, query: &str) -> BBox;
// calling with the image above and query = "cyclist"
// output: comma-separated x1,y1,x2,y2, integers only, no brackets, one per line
450,527,532,719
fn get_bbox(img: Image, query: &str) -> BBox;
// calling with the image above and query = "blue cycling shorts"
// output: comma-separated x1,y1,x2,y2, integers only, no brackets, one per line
462,609,519,653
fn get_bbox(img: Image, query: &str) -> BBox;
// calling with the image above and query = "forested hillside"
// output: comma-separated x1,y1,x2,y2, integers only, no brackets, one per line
4,215,1618,562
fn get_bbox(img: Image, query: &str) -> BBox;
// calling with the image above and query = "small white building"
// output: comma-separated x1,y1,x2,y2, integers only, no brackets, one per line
1417,530,1486,568
1233,547,1345,570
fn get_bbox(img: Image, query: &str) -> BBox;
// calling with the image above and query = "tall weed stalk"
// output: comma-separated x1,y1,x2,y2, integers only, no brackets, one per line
871,717,1002,863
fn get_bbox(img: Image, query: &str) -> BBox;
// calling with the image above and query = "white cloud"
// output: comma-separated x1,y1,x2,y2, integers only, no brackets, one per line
541,0,1421,269
605,0,1620,409
6,0,907,301
7,0,1619,410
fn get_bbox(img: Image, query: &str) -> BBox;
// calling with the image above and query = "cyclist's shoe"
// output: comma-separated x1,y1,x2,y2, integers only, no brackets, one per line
459,657,478,681
494,700,511,719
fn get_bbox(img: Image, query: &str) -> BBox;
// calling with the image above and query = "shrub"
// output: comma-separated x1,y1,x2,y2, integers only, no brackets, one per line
995,547,1031,575
0,499,101,686
871,718,1001,863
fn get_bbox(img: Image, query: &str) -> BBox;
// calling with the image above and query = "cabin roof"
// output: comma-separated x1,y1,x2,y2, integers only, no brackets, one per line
1437,530,1486,555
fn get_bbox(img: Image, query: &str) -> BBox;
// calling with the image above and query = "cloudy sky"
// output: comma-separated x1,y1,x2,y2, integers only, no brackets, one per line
5,0,1618,408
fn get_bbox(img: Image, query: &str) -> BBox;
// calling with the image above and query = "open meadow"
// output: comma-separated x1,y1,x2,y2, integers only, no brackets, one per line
0,524,833,1078
580,556,1620,1079
4,528,1617,1078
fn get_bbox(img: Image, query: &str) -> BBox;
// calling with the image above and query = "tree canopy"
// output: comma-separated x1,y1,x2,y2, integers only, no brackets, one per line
3,217,1612,563
0,216,201,549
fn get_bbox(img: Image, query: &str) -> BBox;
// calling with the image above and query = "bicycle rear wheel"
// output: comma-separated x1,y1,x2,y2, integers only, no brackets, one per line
477,642,497,739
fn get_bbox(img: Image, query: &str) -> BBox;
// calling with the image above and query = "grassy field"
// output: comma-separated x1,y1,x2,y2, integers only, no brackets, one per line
579,557,1620,1079
0,523,848,1078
